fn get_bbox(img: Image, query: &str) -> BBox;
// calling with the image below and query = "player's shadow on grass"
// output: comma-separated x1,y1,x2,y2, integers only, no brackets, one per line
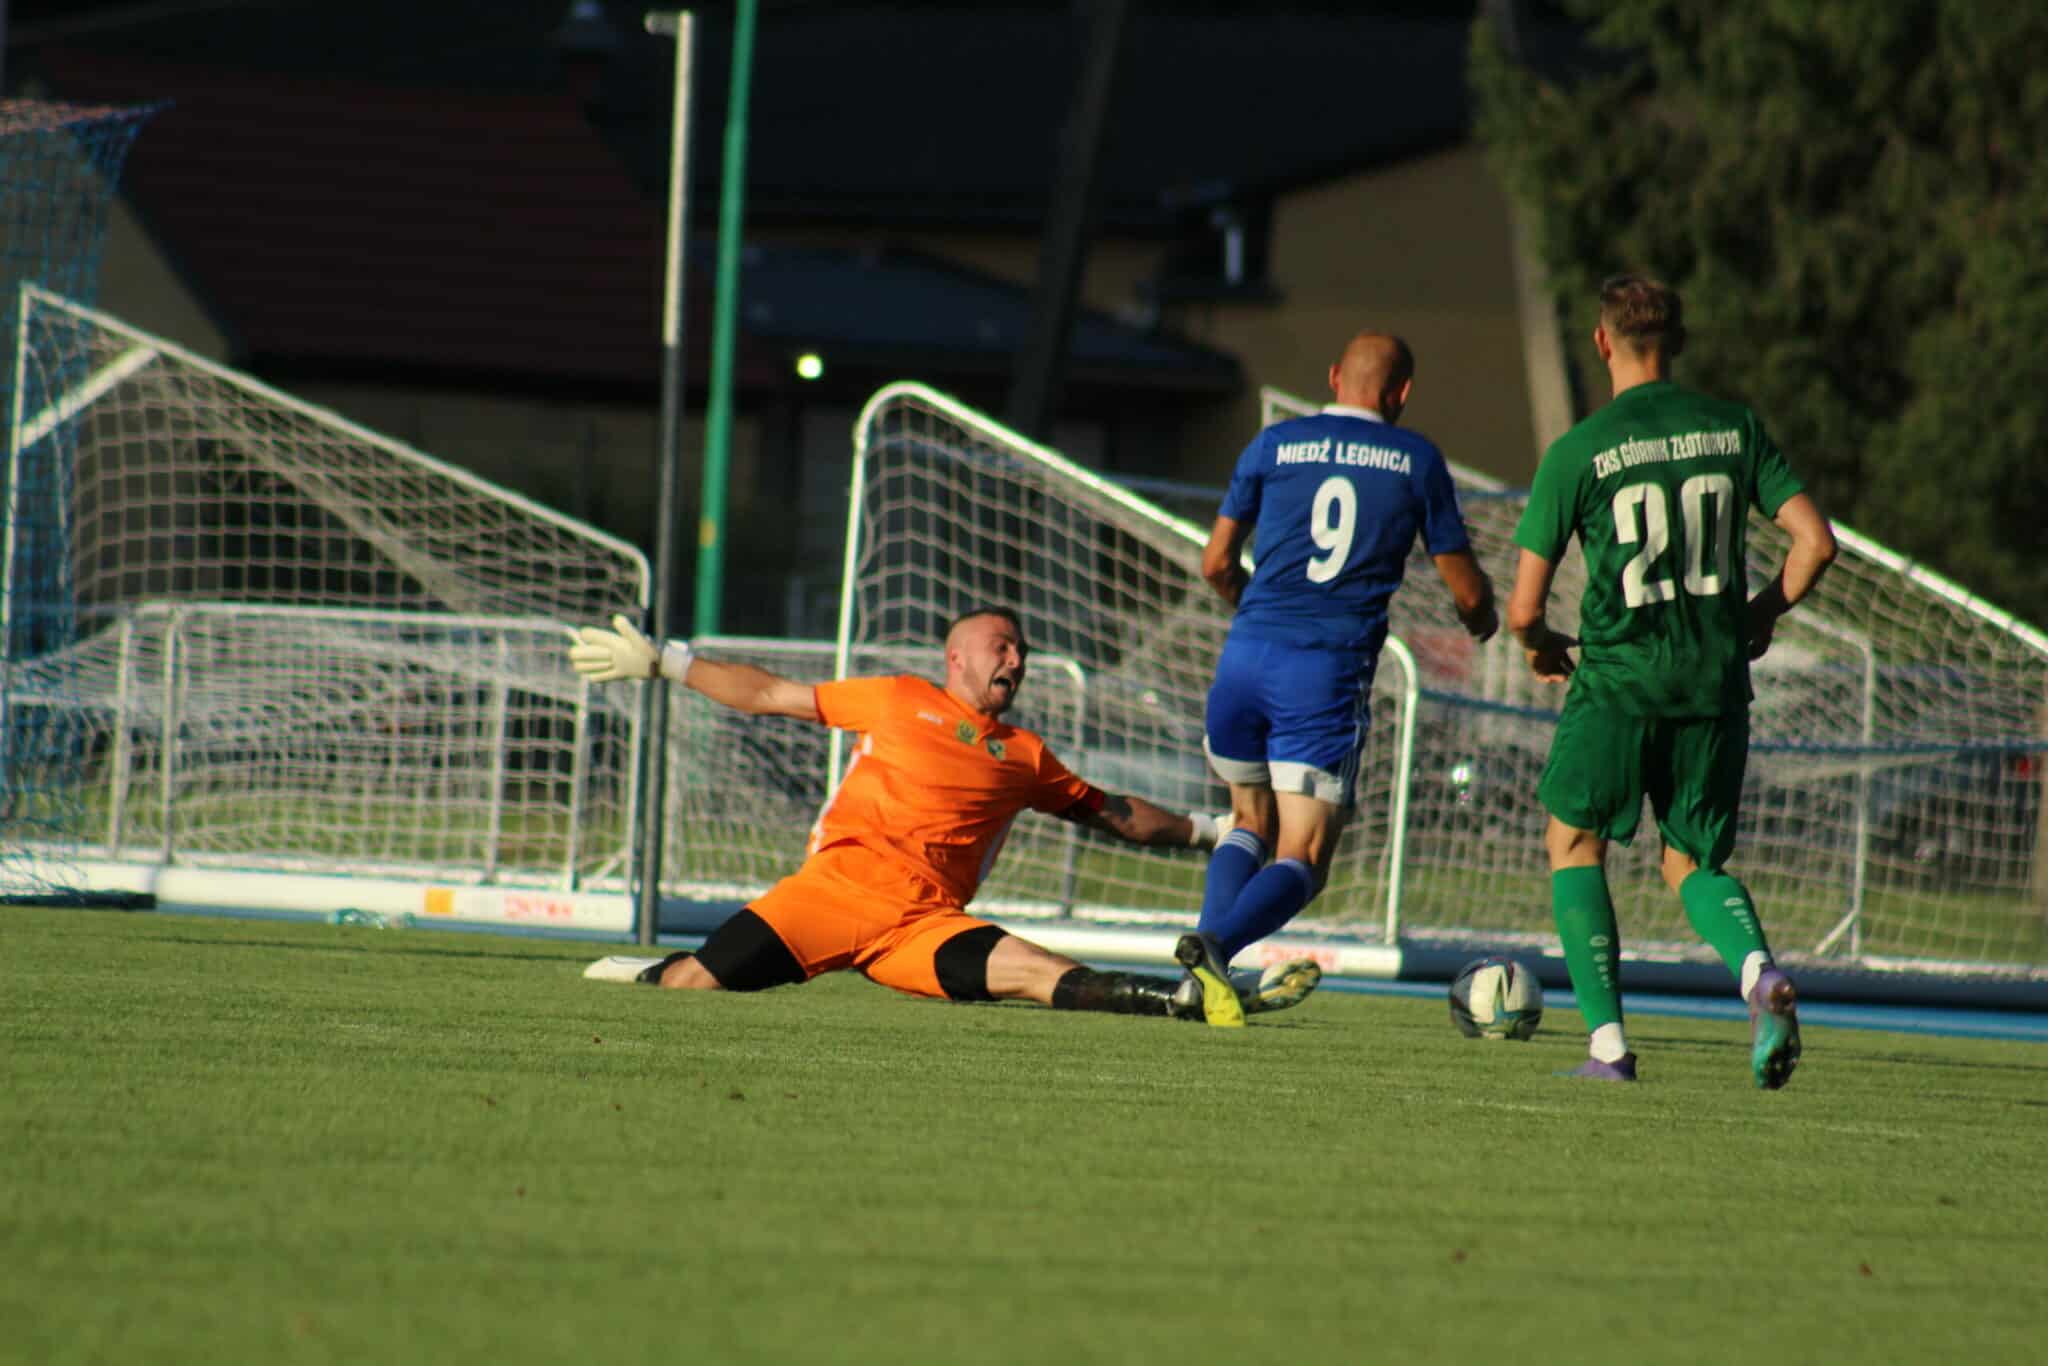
1621,1033,1749,1054
921,998,1331,1030
1623,1029,2048,1078
1819,1045,2048,1077
158,933,570,966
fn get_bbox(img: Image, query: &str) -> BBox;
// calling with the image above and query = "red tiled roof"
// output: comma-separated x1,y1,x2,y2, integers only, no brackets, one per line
36,48,742,387
0,97,152,133
29,41,1240,398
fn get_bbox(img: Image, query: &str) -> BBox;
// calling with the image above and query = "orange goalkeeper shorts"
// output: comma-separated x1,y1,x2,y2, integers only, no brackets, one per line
747,841,1003,1000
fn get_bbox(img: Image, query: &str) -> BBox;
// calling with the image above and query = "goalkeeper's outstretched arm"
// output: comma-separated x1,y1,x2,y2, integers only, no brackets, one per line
567,615,819,721
678,655,820,719
1061,793,1230,851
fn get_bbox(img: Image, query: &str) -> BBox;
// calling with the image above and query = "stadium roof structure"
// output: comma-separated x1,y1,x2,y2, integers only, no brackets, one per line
708,243,1241,394
10,1,1581,393
598,7,1480,230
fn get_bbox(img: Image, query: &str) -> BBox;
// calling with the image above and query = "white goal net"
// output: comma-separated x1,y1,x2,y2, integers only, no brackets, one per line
824,382,2045,978
654,636,1106,921
1258,386,2048,975
3,288,648,894
838,383,1426,936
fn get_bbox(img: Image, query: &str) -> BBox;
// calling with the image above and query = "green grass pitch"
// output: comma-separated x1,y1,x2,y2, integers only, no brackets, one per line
5,908,2047,1364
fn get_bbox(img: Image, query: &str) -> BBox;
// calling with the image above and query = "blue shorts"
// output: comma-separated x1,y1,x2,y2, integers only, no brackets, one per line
1203,636,1374,808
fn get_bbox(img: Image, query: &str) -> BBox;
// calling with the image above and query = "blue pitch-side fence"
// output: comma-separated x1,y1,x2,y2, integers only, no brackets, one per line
1422,688,2047,757
1323,976,2048,1045
2,102,164,897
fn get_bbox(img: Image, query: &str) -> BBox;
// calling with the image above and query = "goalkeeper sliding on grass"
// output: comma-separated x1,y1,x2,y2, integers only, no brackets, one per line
569,605,1322,1027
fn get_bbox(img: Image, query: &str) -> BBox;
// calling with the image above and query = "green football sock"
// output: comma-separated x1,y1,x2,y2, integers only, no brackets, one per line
1552,865,1623,1032
1679,869,1772,980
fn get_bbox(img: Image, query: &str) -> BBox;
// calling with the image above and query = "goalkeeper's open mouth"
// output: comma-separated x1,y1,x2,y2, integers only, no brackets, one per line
989,670,1019,700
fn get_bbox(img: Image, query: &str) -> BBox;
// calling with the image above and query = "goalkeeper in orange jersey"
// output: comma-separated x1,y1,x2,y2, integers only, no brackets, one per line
569,606,1322,1027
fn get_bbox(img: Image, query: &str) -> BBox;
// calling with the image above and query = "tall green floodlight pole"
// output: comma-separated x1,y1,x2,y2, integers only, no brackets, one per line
637,9,695,946
692,0,755,635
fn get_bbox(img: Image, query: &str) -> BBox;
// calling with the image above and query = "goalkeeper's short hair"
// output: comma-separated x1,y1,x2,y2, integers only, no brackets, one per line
943,606,1027,647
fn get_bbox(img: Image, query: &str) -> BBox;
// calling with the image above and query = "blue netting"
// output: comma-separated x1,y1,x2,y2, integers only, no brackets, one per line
1,100,160,898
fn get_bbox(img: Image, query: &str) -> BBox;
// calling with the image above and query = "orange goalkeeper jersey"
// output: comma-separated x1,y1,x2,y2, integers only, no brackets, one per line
809,675,1102,906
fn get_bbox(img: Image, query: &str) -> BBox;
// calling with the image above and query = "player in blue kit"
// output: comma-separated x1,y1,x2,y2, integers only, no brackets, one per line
1181,332,1497,994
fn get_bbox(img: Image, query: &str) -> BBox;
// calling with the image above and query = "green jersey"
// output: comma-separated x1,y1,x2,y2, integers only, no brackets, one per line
1513,381,1804,718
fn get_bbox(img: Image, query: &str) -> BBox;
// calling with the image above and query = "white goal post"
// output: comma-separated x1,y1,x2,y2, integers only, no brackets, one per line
11,275,2039,987
1266,384,2048,977
3,288,650,922
827,381,2048,986
835,380,1429,971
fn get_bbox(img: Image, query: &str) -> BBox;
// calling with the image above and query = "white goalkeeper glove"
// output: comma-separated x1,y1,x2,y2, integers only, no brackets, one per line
568,614,695,685
1186,811,1233,850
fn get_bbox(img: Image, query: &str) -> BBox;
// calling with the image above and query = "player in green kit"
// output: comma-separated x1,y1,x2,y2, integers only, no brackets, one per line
1506,275,1838,1087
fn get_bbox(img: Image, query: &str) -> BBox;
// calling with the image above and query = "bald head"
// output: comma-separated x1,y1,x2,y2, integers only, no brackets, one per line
943,608,1029,716
1327,331,1415,420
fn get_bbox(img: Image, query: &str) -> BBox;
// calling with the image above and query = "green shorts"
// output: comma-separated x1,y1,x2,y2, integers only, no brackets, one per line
1537,692,1749,869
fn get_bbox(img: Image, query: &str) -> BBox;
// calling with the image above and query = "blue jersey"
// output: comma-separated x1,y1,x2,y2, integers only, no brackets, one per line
1220,406,1471,654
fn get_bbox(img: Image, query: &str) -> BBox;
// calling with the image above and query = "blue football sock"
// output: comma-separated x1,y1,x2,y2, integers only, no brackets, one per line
1197,828,1267,944
1212,858,1315,962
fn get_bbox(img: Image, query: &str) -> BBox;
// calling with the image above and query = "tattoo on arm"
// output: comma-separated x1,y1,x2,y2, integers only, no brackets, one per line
1059,793,1134,840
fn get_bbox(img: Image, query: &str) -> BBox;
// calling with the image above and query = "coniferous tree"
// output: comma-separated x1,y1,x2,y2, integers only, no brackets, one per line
1472,0,2046,622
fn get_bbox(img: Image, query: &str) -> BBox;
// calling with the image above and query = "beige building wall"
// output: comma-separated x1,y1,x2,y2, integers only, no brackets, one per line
86,144,1545,612
94,198,685,548
1168,144,1542,489
896,145,1546,491
894,230,1161,333
283,383,670,542
96,197,230,362
91,195,817,625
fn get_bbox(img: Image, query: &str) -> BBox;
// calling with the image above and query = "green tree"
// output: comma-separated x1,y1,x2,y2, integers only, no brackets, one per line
1472,0,2047,626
